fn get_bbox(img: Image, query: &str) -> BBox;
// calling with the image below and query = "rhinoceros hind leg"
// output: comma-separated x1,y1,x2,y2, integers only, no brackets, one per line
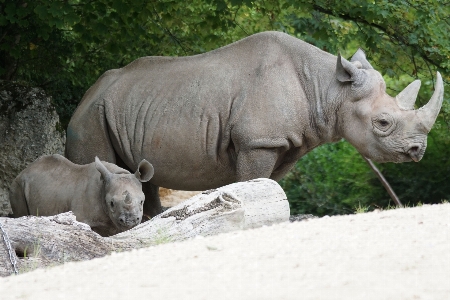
142,182,162,220
9,180,29,217
65,104,116,165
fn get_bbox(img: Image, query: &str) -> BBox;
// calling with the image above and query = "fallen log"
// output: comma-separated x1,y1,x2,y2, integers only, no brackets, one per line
0,178,289,276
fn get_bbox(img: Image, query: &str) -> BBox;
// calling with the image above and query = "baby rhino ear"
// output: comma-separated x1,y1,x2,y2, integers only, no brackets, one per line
135,159,154,182
95,156,112,181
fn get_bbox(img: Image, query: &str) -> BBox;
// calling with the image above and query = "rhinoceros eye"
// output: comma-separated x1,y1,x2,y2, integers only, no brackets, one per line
110,201,114,208
378,119,389,127
372,113,395,135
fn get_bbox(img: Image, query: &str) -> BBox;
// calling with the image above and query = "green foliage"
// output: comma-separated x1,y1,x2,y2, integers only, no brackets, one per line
380,129,450,205
280,141,388,216
281,129,450,217
285,1,450,106
354,202,370,214
0,0,241,125
3,0,449,121
1,0,450,214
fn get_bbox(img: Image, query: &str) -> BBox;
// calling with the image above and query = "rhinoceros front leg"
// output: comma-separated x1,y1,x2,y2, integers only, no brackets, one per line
236,148,279,182
142,182,162,220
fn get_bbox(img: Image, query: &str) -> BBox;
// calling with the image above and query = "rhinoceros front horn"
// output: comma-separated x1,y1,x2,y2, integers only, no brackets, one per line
417,72,444,132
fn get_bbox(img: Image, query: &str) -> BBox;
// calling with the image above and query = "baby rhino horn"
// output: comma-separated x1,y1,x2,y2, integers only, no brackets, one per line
124,192,132,204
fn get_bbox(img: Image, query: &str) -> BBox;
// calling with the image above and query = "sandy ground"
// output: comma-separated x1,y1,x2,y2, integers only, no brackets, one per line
1,203,449,300
159,188,201,208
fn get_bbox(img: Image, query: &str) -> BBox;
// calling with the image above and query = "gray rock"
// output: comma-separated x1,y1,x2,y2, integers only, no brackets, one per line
0,82,65,216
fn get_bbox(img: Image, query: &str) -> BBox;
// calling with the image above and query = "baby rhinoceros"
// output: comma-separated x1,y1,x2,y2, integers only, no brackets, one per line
9,154,154,236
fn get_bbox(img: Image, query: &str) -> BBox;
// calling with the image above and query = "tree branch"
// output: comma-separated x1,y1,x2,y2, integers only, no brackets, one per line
361,155,402,207
311,4,443,72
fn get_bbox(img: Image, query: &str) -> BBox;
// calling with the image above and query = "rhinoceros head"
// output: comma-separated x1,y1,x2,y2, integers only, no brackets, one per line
95,157,154,230
335,50,444,163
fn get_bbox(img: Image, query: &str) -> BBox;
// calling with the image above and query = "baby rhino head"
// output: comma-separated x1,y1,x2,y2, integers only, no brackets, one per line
95,157,154,232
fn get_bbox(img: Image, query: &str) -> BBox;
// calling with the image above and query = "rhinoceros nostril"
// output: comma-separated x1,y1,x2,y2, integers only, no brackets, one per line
119,217,125,224
407,144,422,162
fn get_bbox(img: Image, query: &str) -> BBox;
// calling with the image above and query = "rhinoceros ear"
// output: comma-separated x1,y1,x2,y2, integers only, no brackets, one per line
95,156,111,182
350,48,373,70
135,159,154,183
336,53,365,83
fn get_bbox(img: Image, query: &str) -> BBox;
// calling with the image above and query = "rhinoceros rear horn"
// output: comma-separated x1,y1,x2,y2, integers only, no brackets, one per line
135,159,154,183
417,72,444,132
396,80,421,110
95,156,112,181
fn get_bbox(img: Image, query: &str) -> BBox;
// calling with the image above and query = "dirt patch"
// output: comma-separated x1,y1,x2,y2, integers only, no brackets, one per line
159,188,201,207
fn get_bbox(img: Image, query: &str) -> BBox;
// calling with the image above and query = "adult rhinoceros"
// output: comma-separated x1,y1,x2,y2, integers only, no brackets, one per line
66,31,444,218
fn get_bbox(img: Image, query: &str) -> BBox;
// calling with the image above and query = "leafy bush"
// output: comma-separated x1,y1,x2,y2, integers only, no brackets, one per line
281,126,450,217
280,140,388,216
380,129,450,206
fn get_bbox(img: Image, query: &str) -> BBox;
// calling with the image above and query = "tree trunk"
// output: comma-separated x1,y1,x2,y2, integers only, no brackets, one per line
0,178,289,277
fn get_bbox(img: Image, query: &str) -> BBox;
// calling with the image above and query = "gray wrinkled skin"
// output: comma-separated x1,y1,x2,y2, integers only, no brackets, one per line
65,31,444,218
9,154,154,236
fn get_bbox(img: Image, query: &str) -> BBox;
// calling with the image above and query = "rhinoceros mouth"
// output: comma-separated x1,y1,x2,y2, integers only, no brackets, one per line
115,222,136,231
390,151,423,164
368,149,414,164
407,148,421,162
114,214,141,230
403,142,425,163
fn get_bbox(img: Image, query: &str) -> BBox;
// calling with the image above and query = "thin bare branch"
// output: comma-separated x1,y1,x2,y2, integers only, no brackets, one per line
361,155,402,207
